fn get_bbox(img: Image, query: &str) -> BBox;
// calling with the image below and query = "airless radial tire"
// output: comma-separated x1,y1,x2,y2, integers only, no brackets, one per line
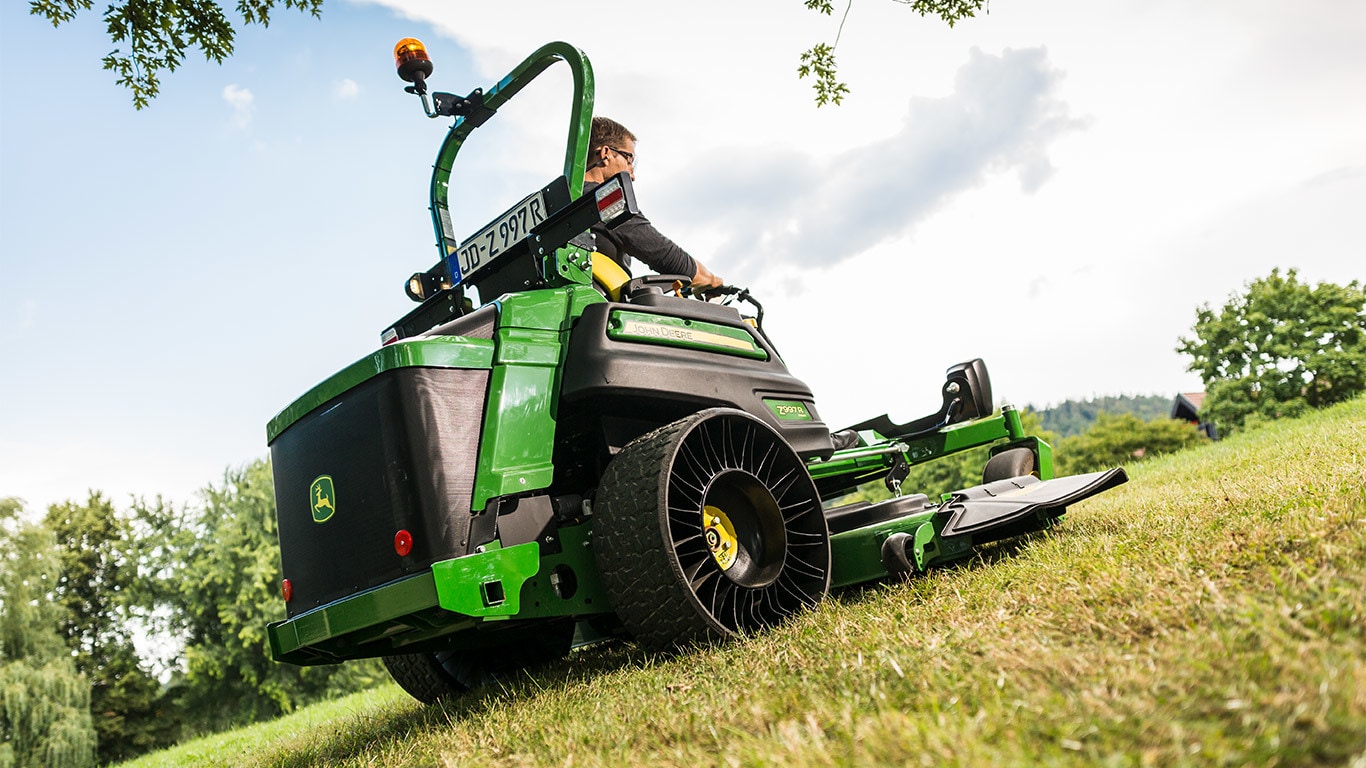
593,408,831,652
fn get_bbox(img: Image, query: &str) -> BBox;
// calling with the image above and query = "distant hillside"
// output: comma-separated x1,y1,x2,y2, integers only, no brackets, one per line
1028,394,1174,438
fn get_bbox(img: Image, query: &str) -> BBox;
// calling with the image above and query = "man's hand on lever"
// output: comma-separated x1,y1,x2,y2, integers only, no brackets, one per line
690,261,724,291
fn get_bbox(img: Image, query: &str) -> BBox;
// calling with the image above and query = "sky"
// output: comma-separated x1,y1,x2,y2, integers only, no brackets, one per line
1,0,1362,515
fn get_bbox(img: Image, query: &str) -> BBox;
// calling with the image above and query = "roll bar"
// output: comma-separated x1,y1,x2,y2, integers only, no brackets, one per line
422,42,596,265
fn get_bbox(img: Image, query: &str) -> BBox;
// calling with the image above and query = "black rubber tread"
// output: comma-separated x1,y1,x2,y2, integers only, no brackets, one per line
382,652,469,705
382,621,574,705
983,447,1036,484
594,417,710,652
593,408,829,653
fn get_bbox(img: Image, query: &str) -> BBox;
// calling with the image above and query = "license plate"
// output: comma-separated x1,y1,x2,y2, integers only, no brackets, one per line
451,191,549,282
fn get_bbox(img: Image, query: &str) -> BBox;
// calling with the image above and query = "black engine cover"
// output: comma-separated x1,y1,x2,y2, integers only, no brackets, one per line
560,301,833,460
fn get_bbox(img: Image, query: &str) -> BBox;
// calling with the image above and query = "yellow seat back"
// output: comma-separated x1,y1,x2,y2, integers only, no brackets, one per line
590,252,631,301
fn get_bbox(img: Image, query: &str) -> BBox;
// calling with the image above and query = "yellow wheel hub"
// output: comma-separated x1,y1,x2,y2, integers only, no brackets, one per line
703,505,739,571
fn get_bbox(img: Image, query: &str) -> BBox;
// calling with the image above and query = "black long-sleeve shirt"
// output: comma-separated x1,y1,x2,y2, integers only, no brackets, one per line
589,214,697,279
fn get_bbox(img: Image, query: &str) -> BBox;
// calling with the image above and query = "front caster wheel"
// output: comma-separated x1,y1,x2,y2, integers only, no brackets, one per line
983,447,1037,484
593,408,831,652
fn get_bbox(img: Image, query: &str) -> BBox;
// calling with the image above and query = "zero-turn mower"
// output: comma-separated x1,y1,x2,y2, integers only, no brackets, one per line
264,40,1127,704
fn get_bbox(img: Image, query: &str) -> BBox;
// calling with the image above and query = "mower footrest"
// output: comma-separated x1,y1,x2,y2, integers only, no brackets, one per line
940,468,1128,539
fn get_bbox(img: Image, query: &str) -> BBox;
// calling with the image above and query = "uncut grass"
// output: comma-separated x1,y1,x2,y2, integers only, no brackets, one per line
129,398,1366,767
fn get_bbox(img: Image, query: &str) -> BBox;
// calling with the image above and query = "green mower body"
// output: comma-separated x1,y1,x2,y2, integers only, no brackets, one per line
264,41,1127,702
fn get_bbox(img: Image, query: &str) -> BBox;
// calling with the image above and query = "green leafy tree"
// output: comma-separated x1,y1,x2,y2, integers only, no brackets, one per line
0,498,97,768
29,0,322,108
1177,268,1366,435
800,0,987,105
43,494,174,764
138,460,382,735
1055,413,1208,475
33,0,986,108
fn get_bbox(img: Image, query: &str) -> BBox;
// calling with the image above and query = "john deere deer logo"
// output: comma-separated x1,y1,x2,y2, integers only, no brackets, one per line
310,476,336,523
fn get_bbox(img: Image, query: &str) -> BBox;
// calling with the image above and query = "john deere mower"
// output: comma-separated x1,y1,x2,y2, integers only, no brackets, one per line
264,40,1127,704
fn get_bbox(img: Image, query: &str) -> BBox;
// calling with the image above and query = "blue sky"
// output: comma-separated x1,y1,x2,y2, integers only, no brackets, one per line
2,0,1362,513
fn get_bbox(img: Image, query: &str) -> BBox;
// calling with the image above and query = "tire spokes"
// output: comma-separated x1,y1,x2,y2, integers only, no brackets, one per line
666,412,829,636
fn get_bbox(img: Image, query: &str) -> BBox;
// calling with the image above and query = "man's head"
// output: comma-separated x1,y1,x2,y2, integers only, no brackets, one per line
585,116,636,183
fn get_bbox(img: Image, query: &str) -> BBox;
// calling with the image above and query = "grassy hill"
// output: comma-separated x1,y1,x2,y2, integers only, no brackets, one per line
121,397,1366,768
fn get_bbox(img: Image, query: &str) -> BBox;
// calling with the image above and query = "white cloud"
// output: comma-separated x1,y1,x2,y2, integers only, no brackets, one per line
222,84,254,128
661,47,1083,273
334,78,360,100
361,0,1362,410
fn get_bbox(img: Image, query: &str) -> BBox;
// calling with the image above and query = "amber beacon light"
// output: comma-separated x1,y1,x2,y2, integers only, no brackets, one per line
394,37,433,94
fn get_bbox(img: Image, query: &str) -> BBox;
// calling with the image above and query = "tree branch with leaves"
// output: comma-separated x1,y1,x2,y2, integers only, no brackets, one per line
29,0,322,109
798,0,989,106
33,0,990,108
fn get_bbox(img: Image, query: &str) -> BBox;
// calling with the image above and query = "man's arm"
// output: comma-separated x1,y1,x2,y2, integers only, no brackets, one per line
613,215,723,289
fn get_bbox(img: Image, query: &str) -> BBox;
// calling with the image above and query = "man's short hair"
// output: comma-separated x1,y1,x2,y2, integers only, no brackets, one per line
590,116,636,152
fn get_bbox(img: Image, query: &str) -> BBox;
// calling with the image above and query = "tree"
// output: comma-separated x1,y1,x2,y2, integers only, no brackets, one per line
29,0,322,109
799,0,988,105
1177,268,1366,435
1028,395,1175,439
1055,413,1207,475
34,0,986,108
0,498,97,768
44,494,174,764
139,459,382,735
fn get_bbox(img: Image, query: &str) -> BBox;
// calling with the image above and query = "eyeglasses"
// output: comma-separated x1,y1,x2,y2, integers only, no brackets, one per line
607,146,635,166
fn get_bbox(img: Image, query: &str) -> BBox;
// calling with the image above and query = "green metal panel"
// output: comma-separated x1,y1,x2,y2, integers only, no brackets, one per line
545,242,596,289
267,571,460,663
266,522,611,663
1034,438,1055,479
901,415,1012,463
828,509,936,588
429,42,595,264
473,360,560,509
431,541,541,618
469,286,602,511
827,509,1030,588
565,282,607,317
514,522,612,619
803,411,1063,491
429,523,611,620
1003,405,1026,438
805,414,1009,484
607,310,768,360
266,336,496,443
497,327,563,366
498,285,578,330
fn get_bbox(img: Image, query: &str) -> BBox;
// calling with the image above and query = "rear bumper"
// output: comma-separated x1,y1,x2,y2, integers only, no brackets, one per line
269,525,611,665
